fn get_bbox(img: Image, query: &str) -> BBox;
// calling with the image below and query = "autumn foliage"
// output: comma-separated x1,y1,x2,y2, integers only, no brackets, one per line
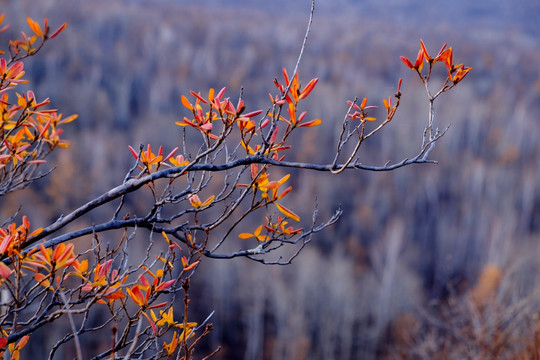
0,4,473,359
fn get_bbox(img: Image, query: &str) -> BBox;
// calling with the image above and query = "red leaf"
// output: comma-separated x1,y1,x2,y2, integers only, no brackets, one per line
200,122,213,131
49,23,67,39
156,279,176,292
282,68,290,86
139,275,150,288
142,311,157,335
148,301,169,309
243,110,262,118
299,78,318,99
189,90,208,104
215,87,227,101
163,147,178,162
400,56,413,69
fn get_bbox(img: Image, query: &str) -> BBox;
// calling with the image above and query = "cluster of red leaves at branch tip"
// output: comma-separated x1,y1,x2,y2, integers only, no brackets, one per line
179,87,265,140
272,68,320,125
0,216,42,276
346,77,402,123
0,15,75,172
401,40,472,85
12,17,67,55
237,163,300,223
239,215,301,243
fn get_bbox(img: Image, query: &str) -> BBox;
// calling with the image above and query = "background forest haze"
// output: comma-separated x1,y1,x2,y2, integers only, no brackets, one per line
2,0,540,358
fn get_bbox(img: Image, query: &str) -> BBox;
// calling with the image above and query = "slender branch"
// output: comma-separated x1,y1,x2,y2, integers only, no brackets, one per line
15,153,433,251
291,0,315,80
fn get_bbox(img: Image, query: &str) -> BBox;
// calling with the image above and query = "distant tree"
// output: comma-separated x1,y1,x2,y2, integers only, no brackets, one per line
0,2,470,359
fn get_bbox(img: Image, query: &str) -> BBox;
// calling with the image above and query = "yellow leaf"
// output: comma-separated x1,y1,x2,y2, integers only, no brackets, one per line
278,174,290,184
59,114,78,124
238,233,254,239
201,195,215,207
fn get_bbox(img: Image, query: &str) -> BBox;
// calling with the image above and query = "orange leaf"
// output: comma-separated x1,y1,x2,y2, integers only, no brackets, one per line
181,95,193,111
14,335,29,351
73,259,88,273
59,114,78,124
39,243,52,264
439,47,453,69
26,17,43,37
400,56,413,69
253,225,263,237
54,243,75,268
183,260,199,272
263,181,281,190
298,119,321,127
276,186,292,200
34,273,51,288
127,285,146,307
207,132,219,140
413,48,424,71
275,203,300,222
420,40,430,61
299,78,318,99
155,279,175,292
104,289,125,300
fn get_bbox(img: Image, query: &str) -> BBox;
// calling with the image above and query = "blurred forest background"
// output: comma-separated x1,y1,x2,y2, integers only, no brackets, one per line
2,0,540,358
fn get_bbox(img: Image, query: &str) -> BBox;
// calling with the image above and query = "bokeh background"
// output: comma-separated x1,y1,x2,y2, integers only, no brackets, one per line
2,0,540,358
